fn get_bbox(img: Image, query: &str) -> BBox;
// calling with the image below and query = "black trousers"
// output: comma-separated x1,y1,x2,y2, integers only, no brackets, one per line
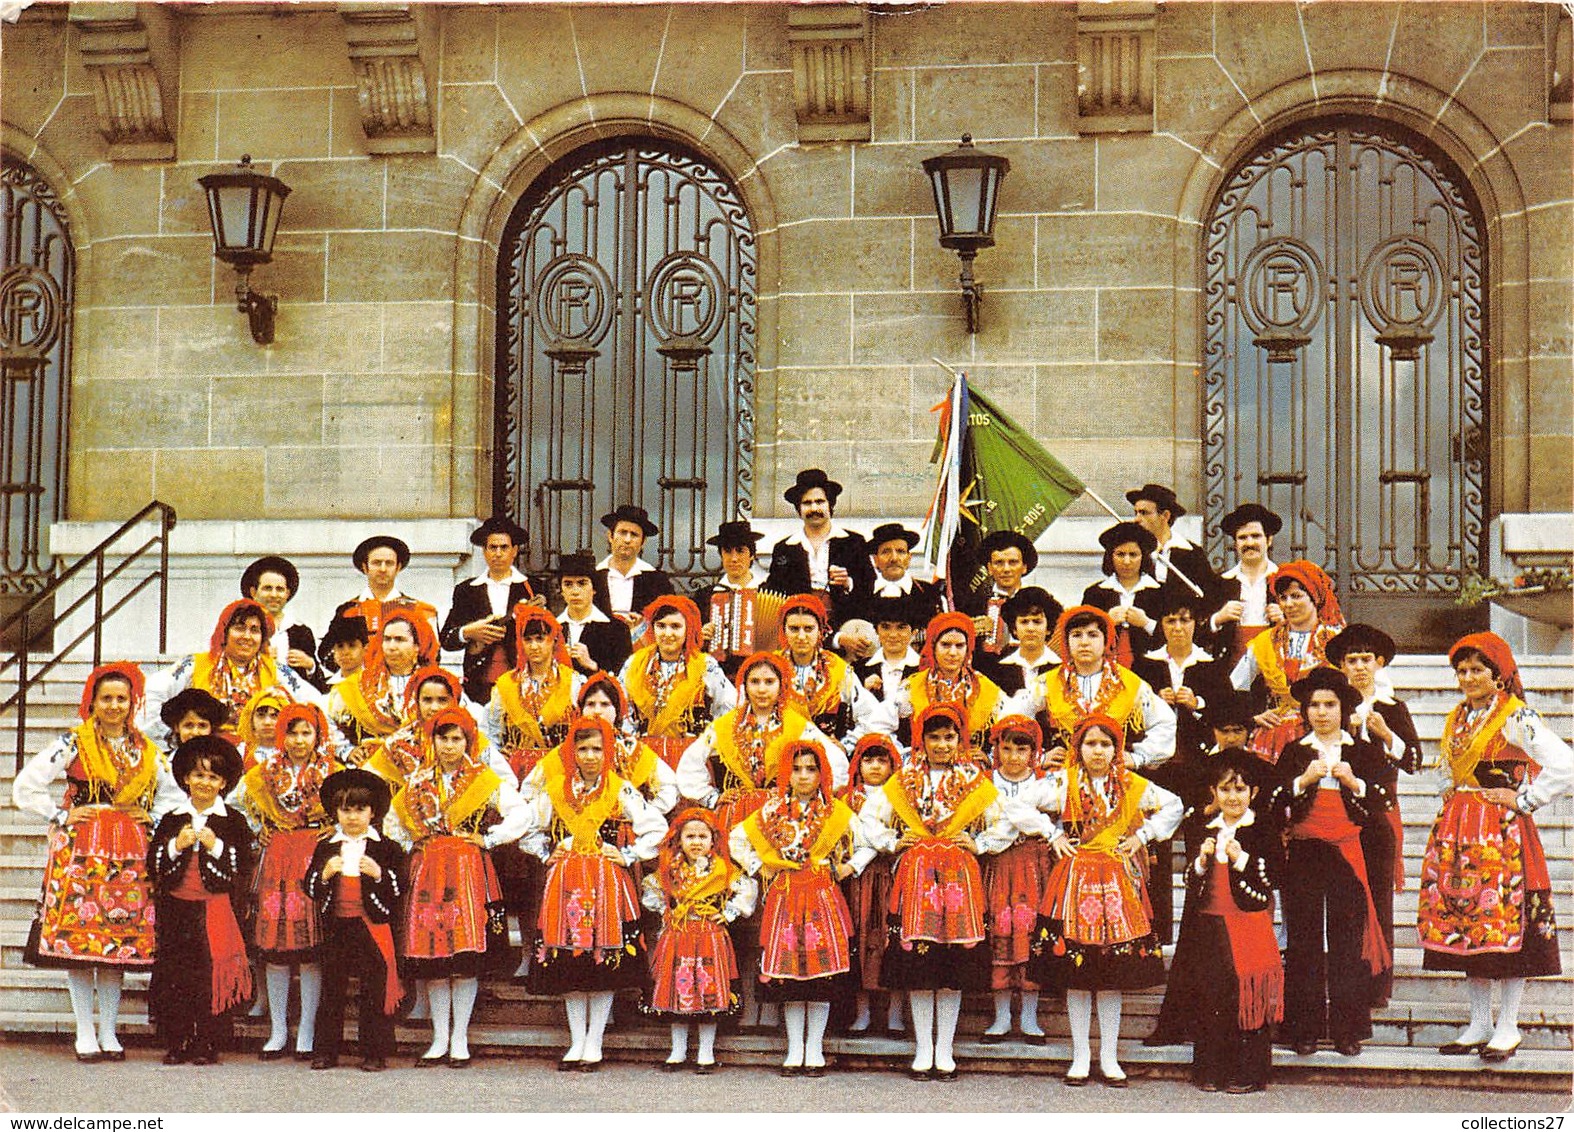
316,916,395,1060
1144,837,1176,945
151,897,231,1056
1281,838,1373,1046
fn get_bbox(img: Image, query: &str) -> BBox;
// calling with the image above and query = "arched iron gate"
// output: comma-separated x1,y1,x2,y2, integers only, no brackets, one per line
1,157,74,597
495,137,757,586
1202,118,1488,644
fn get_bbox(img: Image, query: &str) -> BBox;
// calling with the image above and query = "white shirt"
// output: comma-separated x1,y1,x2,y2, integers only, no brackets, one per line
1214,560,1280,628
329,825,381,875
1304,730,1360,793
167,797,229,860
871,574,915,598
558,604,612,647
780,525,854,590
716,568,766,592
1144,643,1213,704
1035,771,1184,846
1092,573,1161,609
876,648,922,697
1152,532,1200,589
1198,809,1256,872
469,568,529,618
598,555,657,614
994,646,1061,683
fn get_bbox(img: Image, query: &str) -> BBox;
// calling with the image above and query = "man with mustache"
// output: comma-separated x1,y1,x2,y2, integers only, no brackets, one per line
763,468,873,628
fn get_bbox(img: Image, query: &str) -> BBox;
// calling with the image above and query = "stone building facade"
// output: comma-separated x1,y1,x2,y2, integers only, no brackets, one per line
2,1,1570,652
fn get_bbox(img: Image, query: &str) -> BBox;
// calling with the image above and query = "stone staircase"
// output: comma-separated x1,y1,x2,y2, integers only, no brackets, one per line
3,654,1571,1088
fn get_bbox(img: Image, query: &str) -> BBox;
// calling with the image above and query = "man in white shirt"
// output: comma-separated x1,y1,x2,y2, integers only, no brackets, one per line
763,468,873,627
1126,482,1217,599
1209,503,1283,666
592,505,673,629
241,555,326,691
439,515,540,704
556,553,632,677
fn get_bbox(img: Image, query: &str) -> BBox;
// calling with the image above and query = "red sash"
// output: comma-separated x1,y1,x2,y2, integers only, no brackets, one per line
333,876,404,1013
172,855,253,1012
1204,860,1283,1031
1291,790,1390,975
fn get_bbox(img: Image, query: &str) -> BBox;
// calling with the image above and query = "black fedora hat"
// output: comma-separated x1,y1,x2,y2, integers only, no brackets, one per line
866,593,919,627
1220,503,1283,538
1202,689,1255,731
557,552,600,581
240,555,300,599
159,687,228,731
1098,521,1158,555
1325,623,1397,667
868,522,920,551
321,611,371,650
470,514,528,548
1125,483,1186,519
706,521,763,550
352,535,411,571
784,468,843,508
172,734,246,795
321,767,393,824
979,529,1039,573
1290,665,1361,717
600,505,658,538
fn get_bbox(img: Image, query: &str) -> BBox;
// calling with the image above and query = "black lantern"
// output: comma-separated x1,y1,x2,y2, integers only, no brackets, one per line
198,155,290,345
922,134,1010,335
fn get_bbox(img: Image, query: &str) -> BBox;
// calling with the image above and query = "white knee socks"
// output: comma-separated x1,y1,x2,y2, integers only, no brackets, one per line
583,990,615,1063
264,965,293,1051
908,990,936,1072
805,1001,830,1069
782,1001,807,1068
667,1022,690,1064
563,992,589,1062
1020,990,1044,1037
94,968,123,1053
1066,989,1093,1078
450,977,478,1060
1489,978,1526,1051
423,979,452,1060
296,964,321,1053
886,993,905,1032
1097,990,1125,1080
696,1021,718,1066
985,990,1012,1035
67,969,98,1056
934,990,963,1072
850,992,871,1032
1453,977,1494,1046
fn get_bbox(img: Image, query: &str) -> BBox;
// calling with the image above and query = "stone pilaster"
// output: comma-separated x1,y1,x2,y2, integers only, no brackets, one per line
787,4,871,142
1075,0,1154,134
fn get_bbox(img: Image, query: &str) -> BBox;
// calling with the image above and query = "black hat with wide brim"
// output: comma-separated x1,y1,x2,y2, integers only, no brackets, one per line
783,468,844,508
320,767,393,824
600,505,659,537
1124,483,1186,519
1289,665,1361,717
868,522,921,551
705,521,763,549
1220,503,1283,538
240,555,299,599
470,514,528,547
1325,623,1397,667
352,535,411,571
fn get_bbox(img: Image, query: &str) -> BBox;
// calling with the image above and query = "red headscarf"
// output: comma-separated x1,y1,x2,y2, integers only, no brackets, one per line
272,701,332,754
1050,605,1115,662
911,701,969,757
402,665,463,719
1271,559,1345,628
208,600,275,661
846,732,901,790
358,612,439,697
79,661,146,721
513,603,571,669
657,806,734,890
564,714,619,791
423,704,480,757
779,593,831,633
1449,631,1523,699
640,594,704,656
1062,712,1130,827
734,650,799,706
989,714,1044,775
919,611,977,671
575,671,630,724
774,738,835,805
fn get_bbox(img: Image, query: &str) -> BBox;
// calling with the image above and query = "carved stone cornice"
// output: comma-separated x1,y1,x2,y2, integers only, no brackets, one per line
68,1,178,161
787,4,871,143
339,2,436,154
1075,1,1155,135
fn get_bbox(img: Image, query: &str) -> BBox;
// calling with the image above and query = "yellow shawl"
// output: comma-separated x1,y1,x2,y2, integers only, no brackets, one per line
1043,665,1144,736
742,798,855,872
712,707,810,791
882,767,998,840
393,763,502,839
545,771,629,852
1442,693,1524,788
904,672,1004,738
626,648,710,737
494,664,576,749
73,723,159,808
334,675,401,739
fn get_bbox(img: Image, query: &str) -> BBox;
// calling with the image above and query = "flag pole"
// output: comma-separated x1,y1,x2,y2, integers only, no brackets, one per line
1084,485,1205,598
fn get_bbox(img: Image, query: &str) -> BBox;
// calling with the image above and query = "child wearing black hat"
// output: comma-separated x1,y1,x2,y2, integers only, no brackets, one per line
146,735,253,1065
157,687,228,755
303,768,407,1071
700,521,767,679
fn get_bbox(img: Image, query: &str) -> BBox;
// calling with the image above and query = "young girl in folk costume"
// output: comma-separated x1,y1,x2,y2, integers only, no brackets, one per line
235,685,293,770
392,706,529,1067
776,593,883,743
365,666,470,786
642,809,758,1073
231,702,342,1060
619,594,737,768
1269,666,1391,1057
859,704,1015,1080
146,735,252,1065
328,612,441,760
839,733,904,1034
1159,749,1283,1095
980,715,1057,1042
890,612,1007,750
486,604,581,784
731,740,871,1076
1229,559,1345,763
522,715,666,1070
1419,633,1574,1062
1028,714,1183,1086
13,663,182,1061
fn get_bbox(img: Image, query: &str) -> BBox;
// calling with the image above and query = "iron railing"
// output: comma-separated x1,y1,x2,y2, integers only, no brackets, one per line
2,500,176,769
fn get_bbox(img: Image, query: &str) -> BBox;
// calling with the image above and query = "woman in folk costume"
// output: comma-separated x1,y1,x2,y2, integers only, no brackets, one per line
1229,558,1345,763
145,599,317,743
859,704,1016,1080
235,685,294,771
327,611,440,758
1028,714,1183,1086
731,740,872,1076
839,733,904,1034
13,663,183,1061
888,611,1008,750
486,604,581,785
775,592,884,743
391,706,529,1067
1268,666,1392,1057
1419,633,1574,1062
231,702,342,1060
619,594,737,768
522,715,666,1070
642,809,758,1073
146,735,253,1065
1081,521,1166,669
980,715,1058,1042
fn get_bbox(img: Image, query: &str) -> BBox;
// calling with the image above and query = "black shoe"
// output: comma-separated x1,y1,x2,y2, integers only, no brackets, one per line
578,1058,601,1073
1063,1071,1089,1087
1293,1040,1318,1056
1226,1082,1265,1095
1198,1081,1220,1093
557,1057,579,1072
1481,1040,1521,1063
448,1055,472,1069
978,1031,1007,1045
292,1049,315,1062
359,1056,386,1072
661,1060,685,1073
160,1050,185,1066
99,1049,126,1063
907,1067,932,1081
258,1047,289,1062
1334,1039,1361,1058
780,1064,802,1078
414,1054,448,1068
189,1050,219,1067
694,1060,718,1075
932,1067,958,1082
1439,1040,1488,1056
1096,1069,1130,1088
804,1064,828,1078
311,1056,338,1070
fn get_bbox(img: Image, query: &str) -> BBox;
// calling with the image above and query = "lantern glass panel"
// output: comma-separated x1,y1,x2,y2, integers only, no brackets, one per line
948,167,984,234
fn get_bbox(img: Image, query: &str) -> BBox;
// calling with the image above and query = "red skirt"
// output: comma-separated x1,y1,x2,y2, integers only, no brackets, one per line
538,851,640,953
985,838,1051,966
714,787,770,836
759,867,853,981
254,827,322,956
844,861,893,990
1042,850,1151,946
404,836,502,961
29,810,155,969
890,841,987,946
648,919,738,1015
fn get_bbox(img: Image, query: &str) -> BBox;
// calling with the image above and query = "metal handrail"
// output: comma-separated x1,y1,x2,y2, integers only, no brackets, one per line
3,501,176,769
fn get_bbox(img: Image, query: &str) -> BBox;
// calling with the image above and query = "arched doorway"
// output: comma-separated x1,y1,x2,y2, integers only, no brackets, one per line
1,156,74,600
1202,117,1488,646
494,136,757,586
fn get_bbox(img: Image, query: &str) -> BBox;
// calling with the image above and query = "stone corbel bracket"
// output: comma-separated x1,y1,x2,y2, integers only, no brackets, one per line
69,1,179,161
1075,1,1156,135
339,2,436,154
787,4,871,143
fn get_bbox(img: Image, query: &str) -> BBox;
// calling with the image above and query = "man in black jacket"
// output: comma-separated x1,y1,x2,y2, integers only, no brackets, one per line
557,553,633,678
438,515,538,705
765,468,873,628
592,505,674,629
1126,482,1219,604
242,556,326,692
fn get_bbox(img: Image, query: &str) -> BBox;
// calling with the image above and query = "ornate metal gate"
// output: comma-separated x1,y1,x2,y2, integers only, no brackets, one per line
1,157,74,596
495,137,757,586
1202,118,1487,642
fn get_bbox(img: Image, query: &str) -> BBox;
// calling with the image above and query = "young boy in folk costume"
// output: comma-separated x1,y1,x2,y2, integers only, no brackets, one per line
839,734,904,1035
859,704,1015,1080
731,740,872,1076
980,715,1057,1043
157,688,226,758
776,593,885,744
522,716,666,1070
146,735,253,1065
1420,633,1574,1063
231,702,343,1060
391,707,530,1067
700,520,769,680
14,663,183,1061
1269,666,1391,1057
888,611,1009,750
486,604,582,784
1010,605,1176,775
1229,559,1346,763
1027,714,1183,1086
1159,749,1283,1094
642,809,758,1073
235,686,293,771
619,594,737,768
327,612,440,761
302,768,407,1072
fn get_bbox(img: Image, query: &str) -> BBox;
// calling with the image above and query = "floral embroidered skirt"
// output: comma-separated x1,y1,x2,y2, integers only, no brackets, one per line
757,867,853,1000
528,852,648,994
879,843,990,991
1418,792,1561,978
253,827,322,959
985,838,1051,969
1029,850,1165,991
646,919,738,1016
402,836,509,978
27,810,155,970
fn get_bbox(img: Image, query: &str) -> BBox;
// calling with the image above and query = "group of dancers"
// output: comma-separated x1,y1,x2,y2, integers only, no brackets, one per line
12,474,1572,1094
